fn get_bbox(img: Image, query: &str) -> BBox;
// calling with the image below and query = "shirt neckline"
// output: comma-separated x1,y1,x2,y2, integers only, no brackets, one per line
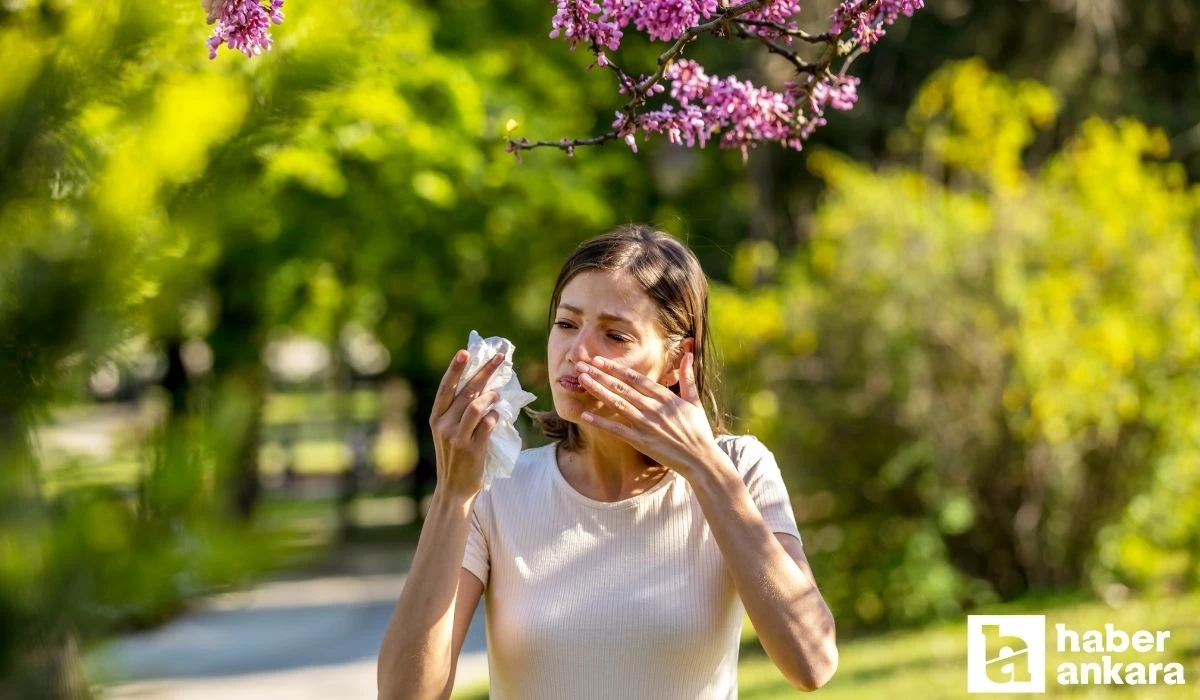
549,442,678,510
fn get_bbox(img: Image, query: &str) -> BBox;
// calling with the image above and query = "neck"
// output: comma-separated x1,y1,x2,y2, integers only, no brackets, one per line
559,426,670,501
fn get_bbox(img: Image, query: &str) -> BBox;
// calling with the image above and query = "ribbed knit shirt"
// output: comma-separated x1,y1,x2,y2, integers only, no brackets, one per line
461,433,803,700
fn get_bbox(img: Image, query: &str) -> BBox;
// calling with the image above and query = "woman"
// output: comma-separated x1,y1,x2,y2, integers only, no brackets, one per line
378,224,838,699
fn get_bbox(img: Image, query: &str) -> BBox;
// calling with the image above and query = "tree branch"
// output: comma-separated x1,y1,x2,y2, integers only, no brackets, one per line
509,0,906,154
735,18,834,44
733,24,818,75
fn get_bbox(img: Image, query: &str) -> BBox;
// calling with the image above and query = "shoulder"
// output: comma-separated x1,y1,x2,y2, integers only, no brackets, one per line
514,441,556,478
479,441,556,501
714,433,775,477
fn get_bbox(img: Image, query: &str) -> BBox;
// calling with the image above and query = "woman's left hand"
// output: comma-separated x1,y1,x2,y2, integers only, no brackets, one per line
575,352,724,480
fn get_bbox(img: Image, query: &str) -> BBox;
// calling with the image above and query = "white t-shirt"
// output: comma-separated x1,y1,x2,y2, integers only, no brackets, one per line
462,433,803,700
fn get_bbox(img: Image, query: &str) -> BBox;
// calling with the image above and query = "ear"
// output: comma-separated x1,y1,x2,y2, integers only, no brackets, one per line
663,337,695,387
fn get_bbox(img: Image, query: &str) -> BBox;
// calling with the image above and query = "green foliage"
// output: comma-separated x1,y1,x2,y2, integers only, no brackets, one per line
36,483,285,633
0,0,645,688
714,60,1200,631
739,592,1200,699
451,592,1200,698
4,0,1198,693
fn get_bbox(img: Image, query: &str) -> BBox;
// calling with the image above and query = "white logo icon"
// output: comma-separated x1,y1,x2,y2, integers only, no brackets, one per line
967,615,1047,693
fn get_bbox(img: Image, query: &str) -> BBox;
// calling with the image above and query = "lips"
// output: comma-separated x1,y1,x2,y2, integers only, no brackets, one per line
558,376,585,393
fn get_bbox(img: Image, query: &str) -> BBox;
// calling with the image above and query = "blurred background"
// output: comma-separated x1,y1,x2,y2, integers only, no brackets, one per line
1,0,1197,698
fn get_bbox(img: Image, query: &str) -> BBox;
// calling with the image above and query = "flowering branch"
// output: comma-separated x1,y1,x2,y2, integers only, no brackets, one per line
507,0,924,160
736,18,834,43
203,0,285,59
733,23,819,76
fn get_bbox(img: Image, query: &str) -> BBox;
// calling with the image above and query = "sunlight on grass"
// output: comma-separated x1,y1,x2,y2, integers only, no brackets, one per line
262,390,380,425
452,592,1200,699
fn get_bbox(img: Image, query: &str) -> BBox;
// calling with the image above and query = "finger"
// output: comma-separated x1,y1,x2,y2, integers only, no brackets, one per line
589,357,675,403
578,371,648,422
471,408,502,442
449,353,506,421
431,349,470,421
456,390,499,445
581,410,635,441
680,351,701,405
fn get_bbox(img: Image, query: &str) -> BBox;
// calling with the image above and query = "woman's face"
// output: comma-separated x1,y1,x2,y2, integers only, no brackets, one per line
548,269,679,424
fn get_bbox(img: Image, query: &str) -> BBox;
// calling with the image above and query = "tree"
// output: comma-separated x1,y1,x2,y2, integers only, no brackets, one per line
507,0,925,157
711,60,1200,630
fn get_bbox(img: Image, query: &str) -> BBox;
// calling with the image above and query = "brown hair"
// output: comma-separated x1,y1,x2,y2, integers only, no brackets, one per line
524,224,730,453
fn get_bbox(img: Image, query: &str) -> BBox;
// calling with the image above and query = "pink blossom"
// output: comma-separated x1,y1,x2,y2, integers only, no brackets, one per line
626,0,721,43
538,1,924,156
737,1,804,43
831,0,923,50
549,1,924,55
617,60,793,155
808,73,859,112
550,0,723,49
616,60,861,157
207,0,285,60
549,0,623,51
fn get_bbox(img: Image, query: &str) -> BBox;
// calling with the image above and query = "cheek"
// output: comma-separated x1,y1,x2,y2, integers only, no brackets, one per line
621,346,658,371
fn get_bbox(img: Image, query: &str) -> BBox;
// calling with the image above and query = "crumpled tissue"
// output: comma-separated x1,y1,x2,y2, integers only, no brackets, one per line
453,330,537,489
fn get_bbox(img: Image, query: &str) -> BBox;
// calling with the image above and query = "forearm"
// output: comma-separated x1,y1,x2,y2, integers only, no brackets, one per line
377,491,474,700
688,453,837,691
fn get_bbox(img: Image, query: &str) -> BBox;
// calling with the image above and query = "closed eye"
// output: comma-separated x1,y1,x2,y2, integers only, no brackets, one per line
553,321,630,343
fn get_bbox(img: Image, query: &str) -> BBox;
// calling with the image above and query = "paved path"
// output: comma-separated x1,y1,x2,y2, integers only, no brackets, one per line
87,548,489,699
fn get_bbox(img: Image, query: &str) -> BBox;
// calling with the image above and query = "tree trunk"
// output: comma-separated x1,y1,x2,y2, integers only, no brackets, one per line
0,414,91,700
162,336,190,415
408,372,440,521
207,250,268,520
223,365,266,520
6,627,91,700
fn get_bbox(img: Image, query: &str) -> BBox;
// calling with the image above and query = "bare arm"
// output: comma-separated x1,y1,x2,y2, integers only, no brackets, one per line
688,449,838,692
447,569,486,689
377,348,503,699
377,493,485,700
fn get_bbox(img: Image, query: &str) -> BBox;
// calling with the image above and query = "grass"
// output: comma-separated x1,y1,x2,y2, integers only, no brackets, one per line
451,591,1200,699
37,393,415,496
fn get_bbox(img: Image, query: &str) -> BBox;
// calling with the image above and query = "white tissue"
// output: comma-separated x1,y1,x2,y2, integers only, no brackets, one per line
453,330,537,490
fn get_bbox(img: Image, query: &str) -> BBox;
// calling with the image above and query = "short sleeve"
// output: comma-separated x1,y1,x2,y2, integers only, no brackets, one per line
732,436,803,546
462,490,491,587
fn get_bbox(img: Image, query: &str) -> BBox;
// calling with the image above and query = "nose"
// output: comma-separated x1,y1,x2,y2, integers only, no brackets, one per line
565,326,600,367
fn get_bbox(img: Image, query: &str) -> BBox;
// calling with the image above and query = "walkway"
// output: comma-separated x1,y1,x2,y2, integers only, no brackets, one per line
87,545,489,699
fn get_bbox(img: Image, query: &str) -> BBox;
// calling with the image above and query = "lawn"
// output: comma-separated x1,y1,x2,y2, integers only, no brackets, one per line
36,391,416,497
452,591,1199,699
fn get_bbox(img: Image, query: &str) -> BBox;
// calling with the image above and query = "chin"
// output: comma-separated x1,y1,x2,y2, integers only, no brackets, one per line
552,400,581,422
550,393,588,422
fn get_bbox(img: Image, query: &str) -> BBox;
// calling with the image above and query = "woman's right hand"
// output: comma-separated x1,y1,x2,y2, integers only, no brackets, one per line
429,349,506,501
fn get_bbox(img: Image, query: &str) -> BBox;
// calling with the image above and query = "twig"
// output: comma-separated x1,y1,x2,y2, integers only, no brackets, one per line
736,18,834,43
506,132,622,157
733,24,818,75
510,1,775,153
509,0,894,154
591,40,638,96
636,0,772,95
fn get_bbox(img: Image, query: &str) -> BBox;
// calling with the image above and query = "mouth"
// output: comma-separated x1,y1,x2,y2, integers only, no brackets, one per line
557,376,585,393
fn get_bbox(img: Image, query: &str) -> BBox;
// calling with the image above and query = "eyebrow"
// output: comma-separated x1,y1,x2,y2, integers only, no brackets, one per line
557,304,635,326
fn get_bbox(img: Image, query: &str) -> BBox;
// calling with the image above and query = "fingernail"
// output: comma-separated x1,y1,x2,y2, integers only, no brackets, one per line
455,351,465,364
